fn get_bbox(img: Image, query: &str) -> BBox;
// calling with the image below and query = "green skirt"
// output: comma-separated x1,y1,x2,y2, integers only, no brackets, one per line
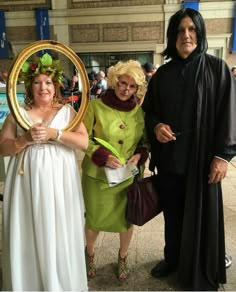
82,173,132,232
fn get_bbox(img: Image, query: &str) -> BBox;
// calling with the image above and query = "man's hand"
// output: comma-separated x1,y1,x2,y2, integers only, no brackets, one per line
208,157,228,184
155,123,176,143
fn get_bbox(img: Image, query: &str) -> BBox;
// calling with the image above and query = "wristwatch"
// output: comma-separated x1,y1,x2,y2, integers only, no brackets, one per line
56,129,63,141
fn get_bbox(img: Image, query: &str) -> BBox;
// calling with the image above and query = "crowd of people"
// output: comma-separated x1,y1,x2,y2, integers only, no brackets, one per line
0,7,236,291
60,62,157,104
60,69,109,110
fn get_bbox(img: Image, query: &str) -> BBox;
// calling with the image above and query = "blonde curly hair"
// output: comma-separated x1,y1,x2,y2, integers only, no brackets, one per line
107,60,147,99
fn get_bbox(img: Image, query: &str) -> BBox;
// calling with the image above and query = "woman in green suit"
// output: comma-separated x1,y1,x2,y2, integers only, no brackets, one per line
82,60,148,281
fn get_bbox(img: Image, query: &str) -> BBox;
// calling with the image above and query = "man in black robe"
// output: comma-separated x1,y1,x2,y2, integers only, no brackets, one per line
142,8,236,291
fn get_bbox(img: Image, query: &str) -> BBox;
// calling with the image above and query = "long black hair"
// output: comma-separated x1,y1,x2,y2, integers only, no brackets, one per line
162,8,208,60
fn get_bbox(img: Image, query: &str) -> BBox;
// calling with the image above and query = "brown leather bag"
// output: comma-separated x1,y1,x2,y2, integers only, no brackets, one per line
126,174,162,226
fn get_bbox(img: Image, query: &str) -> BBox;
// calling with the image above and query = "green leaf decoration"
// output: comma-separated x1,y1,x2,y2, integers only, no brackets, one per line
40,53,53,66
21,61,30,73
18,52,65,87
94,137,126,164
35,67,40,74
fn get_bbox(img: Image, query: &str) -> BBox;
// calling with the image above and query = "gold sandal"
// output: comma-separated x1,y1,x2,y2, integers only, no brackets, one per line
117,251,129,281
85,248,96,279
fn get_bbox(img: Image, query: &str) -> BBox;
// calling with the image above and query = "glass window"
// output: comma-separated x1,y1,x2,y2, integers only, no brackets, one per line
78,51,153,76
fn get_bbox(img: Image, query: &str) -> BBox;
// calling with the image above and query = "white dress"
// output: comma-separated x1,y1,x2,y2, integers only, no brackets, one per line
2,105,88,291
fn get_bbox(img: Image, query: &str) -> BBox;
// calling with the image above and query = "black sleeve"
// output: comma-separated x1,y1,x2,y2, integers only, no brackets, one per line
215,145,236,162
142,74,162,144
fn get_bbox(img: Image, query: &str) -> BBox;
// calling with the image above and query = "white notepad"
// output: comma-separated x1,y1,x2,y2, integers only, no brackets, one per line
104,162,139,187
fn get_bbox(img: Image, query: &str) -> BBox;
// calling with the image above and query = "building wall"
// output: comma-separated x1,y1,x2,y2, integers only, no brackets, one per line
0,0,236,73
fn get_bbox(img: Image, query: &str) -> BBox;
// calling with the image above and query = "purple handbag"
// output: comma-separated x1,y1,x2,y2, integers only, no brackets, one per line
126,174,162,226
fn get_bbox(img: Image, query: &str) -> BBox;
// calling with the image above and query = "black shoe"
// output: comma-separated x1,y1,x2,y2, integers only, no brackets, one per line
151,260,175,278
225,254,232,269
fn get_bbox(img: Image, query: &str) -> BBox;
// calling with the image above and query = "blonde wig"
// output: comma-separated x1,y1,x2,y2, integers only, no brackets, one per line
107,60,147,99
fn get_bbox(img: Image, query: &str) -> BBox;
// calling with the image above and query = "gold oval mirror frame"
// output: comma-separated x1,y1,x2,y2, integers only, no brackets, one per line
7,40,90,132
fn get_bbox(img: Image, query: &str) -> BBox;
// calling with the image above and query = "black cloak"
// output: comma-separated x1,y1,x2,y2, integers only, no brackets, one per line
142,52,236,290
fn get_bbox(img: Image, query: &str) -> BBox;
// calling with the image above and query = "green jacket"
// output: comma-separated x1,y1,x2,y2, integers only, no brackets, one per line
82,98,147,182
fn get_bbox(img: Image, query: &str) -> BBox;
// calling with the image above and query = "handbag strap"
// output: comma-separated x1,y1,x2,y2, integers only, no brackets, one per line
135,165,157,182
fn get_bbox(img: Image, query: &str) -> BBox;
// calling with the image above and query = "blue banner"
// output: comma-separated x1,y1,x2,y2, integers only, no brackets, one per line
0,11,9,59
182,1,199,11
232,17,236,53
35,8,50,56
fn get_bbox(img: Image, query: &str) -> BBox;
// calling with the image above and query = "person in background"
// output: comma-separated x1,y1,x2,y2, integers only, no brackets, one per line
96,70,108,96
61,71,71,97
142,8,236,291
142,62,156,83
70,69,80,94
0,70,8,87
88,70,97,84
68,69,82,111
88,71,99,100
81,60,148,281
90,78,99,100
0,53,88,291
231,66,236,78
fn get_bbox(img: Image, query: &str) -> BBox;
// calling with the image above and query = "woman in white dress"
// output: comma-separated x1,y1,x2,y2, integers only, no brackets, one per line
0,53,88,291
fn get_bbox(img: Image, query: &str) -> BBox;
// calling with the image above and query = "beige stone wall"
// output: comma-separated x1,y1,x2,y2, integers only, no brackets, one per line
69,0,164,9
0,0,51,11
6,26,56,43
205,18,233,34
7,27,37,42
70,22,164,44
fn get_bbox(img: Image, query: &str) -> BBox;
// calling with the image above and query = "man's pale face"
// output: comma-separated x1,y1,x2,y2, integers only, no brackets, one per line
176,16,198,59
